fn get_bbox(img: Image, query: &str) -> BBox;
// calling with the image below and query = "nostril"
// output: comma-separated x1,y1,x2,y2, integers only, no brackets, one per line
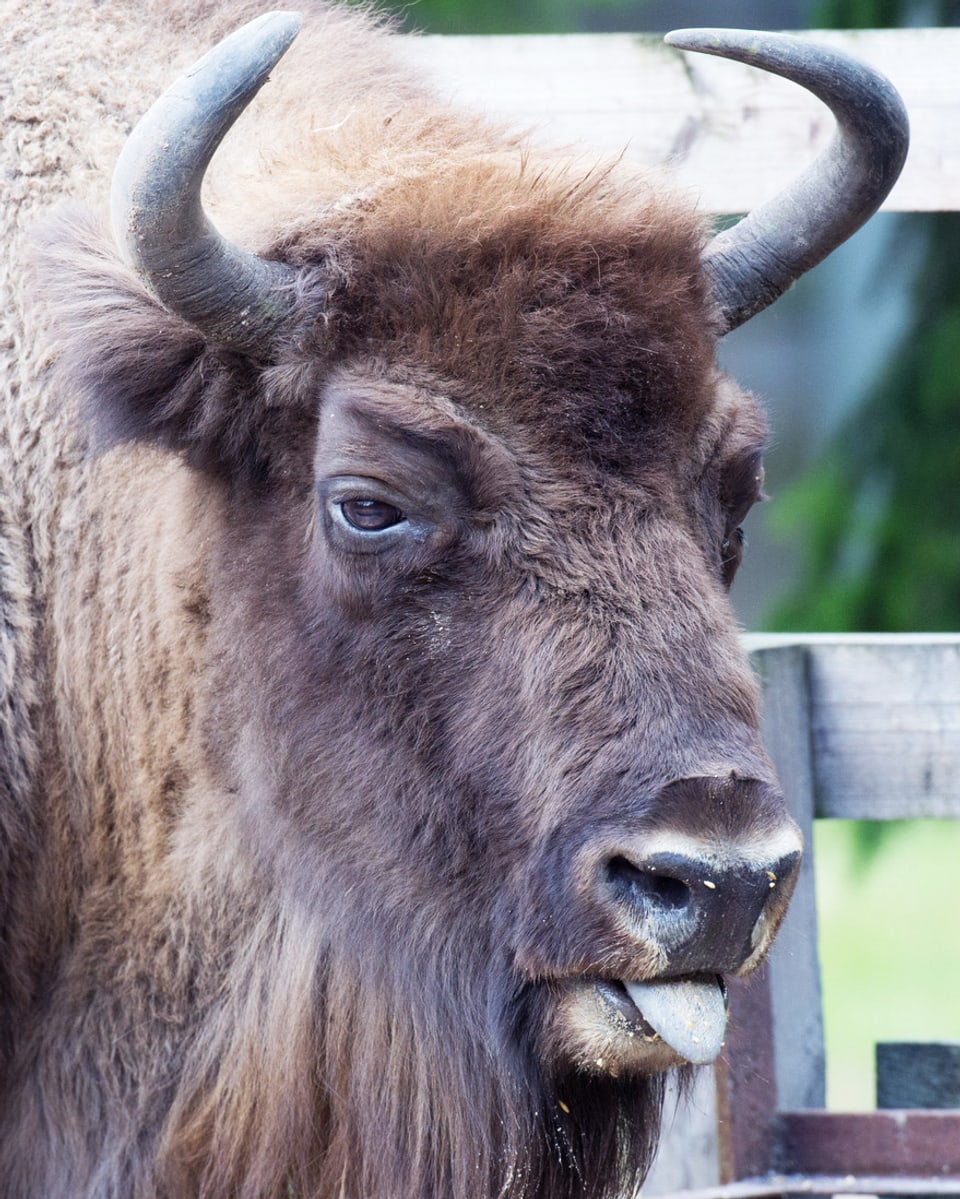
606,855,692,912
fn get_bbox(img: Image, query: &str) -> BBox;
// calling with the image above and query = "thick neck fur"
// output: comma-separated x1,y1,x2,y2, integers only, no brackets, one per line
154,888,668,1199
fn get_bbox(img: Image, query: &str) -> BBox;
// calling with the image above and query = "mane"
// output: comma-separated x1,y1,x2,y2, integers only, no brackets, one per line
149,885,667,1198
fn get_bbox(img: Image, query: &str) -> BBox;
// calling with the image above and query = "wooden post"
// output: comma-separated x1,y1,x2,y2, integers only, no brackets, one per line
749,643,826,1112
876,1041,960,1199
877,1042,960,1109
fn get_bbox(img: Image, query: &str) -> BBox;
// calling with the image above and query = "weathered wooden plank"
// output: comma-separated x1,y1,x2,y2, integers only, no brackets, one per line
807,640,960,819
643,1072,720,1196
651,1176,960,1198
749,645,825,1112
779,1110,960,1176
877,1042,960,1109
743,635,960,820
401,29,960,214
743,634,960,650
715,971,780,1185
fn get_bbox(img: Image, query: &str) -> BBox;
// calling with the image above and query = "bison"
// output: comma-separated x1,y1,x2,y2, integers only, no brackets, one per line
0,3,907,1197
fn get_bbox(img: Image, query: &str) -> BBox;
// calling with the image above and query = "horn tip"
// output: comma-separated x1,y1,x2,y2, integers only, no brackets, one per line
241,10,304,55
664,28,729,50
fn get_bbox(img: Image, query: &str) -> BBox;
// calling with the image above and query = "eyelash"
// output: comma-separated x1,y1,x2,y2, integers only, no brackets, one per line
720,526,745,587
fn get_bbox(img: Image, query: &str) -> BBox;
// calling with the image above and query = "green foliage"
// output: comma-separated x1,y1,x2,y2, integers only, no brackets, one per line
812,0,909,25
814,0,960,24
815,819,960,1107
771,0,960,632
770,214,960,632
353,0,632,34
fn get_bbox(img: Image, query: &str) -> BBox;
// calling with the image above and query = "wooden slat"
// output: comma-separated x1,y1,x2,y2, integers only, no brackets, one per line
654,1175,960,1199
807,640,960,819
779,1111,960,1176
643,1072,721,1196
749,644,825,1112
716,971,780,1185
401,29,960,214
744,635,960,820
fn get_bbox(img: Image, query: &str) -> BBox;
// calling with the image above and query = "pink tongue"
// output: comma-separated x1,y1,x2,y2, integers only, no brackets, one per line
623,977,727,1064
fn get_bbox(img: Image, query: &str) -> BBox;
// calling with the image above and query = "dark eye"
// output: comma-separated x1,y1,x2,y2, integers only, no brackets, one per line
339,498,406,532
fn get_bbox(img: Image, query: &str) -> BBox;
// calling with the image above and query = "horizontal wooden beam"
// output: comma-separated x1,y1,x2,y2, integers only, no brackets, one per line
745,635,960,820
654,1175,960,1199
779,1110,960,1176
402,29,960,214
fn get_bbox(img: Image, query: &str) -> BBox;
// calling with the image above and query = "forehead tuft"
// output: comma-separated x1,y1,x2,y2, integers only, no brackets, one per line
283,153,720,473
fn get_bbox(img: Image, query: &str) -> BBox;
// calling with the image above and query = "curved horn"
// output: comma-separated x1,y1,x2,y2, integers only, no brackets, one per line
111,11,303,349
664,29,909,333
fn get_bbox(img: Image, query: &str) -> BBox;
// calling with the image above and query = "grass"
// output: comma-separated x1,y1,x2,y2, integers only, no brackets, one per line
814,819,960,1109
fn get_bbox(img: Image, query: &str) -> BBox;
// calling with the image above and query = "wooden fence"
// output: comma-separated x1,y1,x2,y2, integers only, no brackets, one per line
645,635,960,1198
402,29,960,213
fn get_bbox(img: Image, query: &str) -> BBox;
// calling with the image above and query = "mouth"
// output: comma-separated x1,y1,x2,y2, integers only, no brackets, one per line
547,973,729,1075
600,974,728,1065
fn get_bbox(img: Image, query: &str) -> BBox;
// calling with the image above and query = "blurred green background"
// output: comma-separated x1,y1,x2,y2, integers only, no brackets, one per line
815,820,960,1107
363,0,960,1109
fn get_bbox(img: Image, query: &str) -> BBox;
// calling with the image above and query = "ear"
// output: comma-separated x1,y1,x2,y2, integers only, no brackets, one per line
32,204,315,479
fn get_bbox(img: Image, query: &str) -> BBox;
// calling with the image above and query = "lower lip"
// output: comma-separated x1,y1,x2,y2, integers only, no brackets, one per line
593,979,660,1035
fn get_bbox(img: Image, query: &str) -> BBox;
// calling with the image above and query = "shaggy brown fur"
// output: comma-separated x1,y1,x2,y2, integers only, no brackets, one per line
1,3,800,1197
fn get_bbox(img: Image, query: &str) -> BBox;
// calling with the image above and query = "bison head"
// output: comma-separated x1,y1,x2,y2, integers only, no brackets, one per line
35,9,906,1198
